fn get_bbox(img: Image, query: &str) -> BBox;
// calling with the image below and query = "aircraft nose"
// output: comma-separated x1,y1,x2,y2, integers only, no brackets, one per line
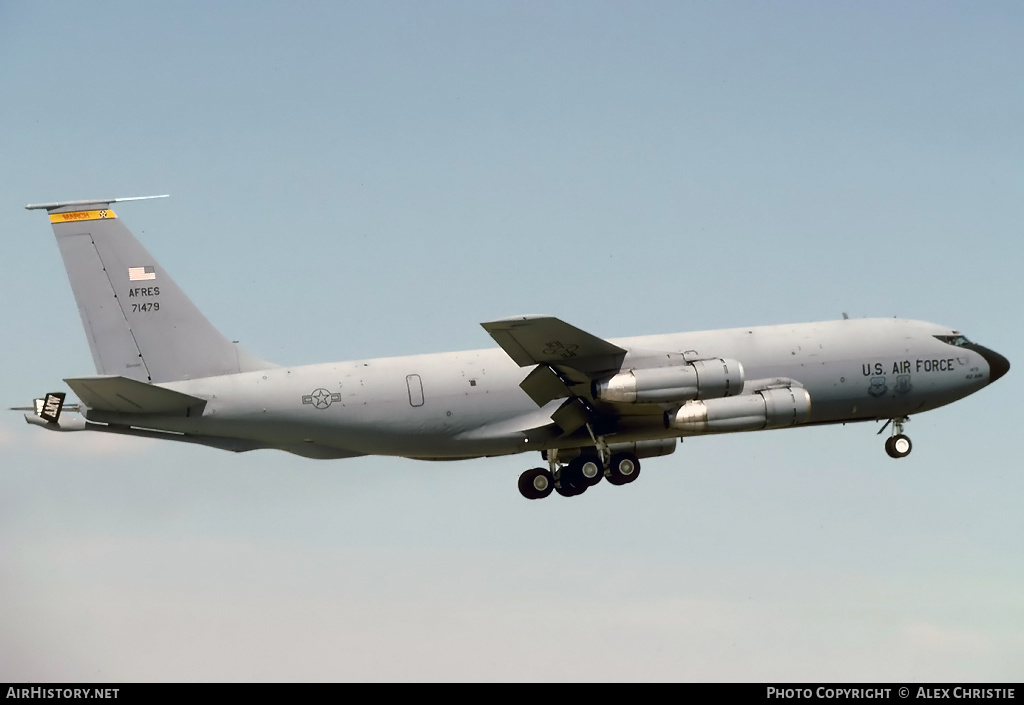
969,343,1010,383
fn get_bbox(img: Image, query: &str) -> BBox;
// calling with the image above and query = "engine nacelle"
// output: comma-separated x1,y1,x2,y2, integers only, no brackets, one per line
594,358,744,404
666,386,811,433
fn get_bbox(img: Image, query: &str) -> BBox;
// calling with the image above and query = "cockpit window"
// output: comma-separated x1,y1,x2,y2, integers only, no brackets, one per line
935,334,972,347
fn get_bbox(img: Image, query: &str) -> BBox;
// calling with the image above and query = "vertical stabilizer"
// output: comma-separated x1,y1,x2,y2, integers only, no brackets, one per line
27,197,273,382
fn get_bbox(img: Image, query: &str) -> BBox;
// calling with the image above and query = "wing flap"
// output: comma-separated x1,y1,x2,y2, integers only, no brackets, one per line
65,375,206,415
551,397,594,436
519,365,572,406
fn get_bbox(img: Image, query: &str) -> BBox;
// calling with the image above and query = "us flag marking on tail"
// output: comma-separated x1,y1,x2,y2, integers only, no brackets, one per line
128,266,156,281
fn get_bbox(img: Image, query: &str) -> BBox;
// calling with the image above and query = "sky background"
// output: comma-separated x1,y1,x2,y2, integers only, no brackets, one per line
1,1,1022,682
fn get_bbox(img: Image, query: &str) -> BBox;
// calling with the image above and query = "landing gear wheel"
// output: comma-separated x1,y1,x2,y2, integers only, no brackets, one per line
571,455,604,487
518,467,554,499
555,463,588,497
554,483,578,497
554,478,585,497
606,452,641,486
885,434,912,459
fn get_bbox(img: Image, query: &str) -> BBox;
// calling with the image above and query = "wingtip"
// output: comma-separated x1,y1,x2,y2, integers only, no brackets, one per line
481,314,555,328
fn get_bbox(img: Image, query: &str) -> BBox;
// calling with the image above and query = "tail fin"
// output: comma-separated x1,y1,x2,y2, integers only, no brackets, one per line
27,196,273,383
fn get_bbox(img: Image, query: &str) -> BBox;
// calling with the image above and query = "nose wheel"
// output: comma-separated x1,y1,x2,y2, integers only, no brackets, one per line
885,434,912,458
881,417,912,458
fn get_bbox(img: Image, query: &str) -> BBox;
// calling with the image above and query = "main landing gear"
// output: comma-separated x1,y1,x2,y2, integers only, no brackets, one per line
882,416,912,459
518,450,641,500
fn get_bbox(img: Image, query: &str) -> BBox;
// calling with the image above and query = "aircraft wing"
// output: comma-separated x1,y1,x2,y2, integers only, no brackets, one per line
481,316,626,373
482,316,638,436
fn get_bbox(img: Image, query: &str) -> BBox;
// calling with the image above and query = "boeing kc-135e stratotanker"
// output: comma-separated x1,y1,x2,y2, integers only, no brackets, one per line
16,196,1010,499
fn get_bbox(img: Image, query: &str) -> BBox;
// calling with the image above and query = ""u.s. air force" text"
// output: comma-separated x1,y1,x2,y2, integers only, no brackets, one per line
862,359,957,376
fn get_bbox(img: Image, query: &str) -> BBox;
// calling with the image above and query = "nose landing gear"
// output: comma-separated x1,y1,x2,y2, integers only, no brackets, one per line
882,417,912,458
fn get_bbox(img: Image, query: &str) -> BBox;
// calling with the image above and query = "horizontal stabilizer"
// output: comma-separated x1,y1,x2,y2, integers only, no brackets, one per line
65,376,206,415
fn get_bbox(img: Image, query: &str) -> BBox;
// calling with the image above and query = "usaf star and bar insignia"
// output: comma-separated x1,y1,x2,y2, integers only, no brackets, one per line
302,388,342,410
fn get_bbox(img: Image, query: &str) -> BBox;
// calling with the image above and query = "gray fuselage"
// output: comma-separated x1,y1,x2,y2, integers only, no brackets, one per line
85,317,998,460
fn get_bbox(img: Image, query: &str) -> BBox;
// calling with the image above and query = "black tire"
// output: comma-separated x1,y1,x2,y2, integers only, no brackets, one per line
570,455,604,487
886,434,912,458
554,466,586,497
518,467,554,499
554,480,585,497
606,452,641,485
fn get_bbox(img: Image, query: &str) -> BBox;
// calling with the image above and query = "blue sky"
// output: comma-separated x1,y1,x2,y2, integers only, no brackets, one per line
1,1,1022,681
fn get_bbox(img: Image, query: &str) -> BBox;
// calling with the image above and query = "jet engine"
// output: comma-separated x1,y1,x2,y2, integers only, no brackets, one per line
593,358,744,404
666,386,811,433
